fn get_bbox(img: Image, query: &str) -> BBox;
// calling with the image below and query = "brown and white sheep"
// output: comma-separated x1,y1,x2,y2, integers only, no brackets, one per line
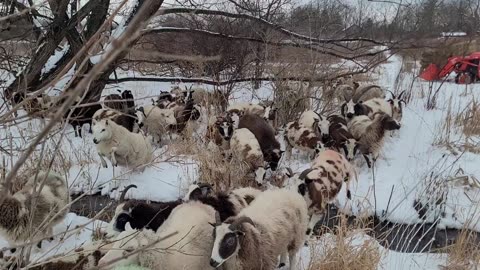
238,114,283,171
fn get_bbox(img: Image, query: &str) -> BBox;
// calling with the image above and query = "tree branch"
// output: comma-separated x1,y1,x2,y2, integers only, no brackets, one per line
156,7,390,46
143,27,391,60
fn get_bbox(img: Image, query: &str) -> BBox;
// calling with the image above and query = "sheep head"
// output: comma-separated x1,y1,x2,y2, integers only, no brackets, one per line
210,216,254,268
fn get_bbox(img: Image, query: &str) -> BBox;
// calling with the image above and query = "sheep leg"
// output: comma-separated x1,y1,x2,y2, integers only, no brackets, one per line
73,124,79,137
279,253,287,268
306,212,324,237
98,153,108,168
111,147,118,167
288,250,298,270
363,154,372,168
285,141,293,160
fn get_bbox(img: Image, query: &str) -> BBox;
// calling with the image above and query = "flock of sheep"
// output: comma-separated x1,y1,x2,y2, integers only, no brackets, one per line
0,77,408,269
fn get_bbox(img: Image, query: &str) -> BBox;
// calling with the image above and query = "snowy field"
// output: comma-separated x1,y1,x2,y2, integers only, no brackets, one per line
0,51,479,269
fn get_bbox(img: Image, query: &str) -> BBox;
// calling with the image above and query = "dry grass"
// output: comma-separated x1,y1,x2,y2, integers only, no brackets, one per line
441,228,480,269
435,96,480,154
307,218,381,270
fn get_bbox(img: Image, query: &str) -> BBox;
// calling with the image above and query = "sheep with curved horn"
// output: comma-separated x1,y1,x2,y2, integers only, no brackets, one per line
387,90,407,123
209,189,308,270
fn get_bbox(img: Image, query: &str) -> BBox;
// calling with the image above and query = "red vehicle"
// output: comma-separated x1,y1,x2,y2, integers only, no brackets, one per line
420,52,480,84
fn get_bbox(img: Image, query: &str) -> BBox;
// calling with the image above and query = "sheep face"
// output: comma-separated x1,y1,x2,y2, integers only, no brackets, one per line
183,182,214,201
387,90,406,120
265,148,283,171
215,117,234,141
92,120,113,144
314,141,326,155
135,108,145,128
341,100,356,119
160,110,177,126
263,106,277,122
287,172,313,207
381,114,401,130
314,117,330,140
210,223,240,267
98,224,143,269
341,138,359,161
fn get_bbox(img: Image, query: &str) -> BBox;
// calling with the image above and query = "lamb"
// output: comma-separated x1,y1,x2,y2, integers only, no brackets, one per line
0,171,70,249
205,114,235,151
99,201,217,270
135,105,177,144
326,115,360,161
387,90,407,122
298,110,330,141
290,149,354,237
209,189,308,270
106,185,182,237
347,113,401,167
92,108,136,132
92,119,153,169
230,128,267,186
238,114,283,170
103,92,126,111
227,102,265,117
283,121,325,160
184,182,261,221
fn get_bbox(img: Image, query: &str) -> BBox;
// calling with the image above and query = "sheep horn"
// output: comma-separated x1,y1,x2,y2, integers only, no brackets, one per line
215,212,222,225
299,168,314,180
386,90,396,99
119,184,137,202
285,167,293,177
398,90,406,99
229,216,255,231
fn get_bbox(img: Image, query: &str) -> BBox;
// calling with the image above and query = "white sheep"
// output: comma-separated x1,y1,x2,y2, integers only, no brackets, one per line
230,128,267,186
135,105,176,144
0,171,70,249
99,201,217,270
209,189,308,270
92,119,153,170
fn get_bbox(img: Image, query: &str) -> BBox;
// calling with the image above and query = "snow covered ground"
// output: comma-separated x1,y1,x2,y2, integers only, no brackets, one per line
1,51,479,268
